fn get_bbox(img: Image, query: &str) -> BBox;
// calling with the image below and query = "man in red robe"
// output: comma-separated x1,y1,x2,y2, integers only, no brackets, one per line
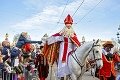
45,14,81,79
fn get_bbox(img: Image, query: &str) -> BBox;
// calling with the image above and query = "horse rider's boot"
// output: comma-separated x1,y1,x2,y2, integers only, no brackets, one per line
60,77,64,80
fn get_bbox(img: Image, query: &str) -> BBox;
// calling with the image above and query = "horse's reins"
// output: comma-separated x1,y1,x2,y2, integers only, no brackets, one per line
90,44,102,78
71,48,84,68
91,44,102,63
71,49,85,79
71,42,102,79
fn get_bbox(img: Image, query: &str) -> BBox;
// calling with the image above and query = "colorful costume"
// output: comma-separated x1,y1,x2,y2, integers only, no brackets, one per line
35,53,49,80
44,14,80,78
99,41,120,80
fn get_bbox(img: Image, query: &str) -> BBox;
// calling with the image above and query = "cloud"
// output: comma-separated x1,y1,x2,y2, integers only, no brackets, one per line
23,0,68,10
11,8,60,30
12,0,102,30
10,0,118,41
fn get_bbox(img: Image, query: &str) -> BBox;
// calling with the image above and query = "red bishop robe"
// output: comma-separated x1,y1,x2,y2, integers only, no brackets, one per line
52,32,81,62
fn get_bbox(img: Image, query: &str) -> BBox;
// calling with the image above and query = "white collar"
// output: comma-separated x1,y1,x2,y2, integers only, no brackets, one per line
102,48,113,55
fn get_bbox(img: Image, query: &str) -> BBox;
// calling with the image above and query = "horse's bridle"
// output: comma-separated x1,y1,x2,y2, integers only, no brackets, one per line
89,43,102,64
70,42,102,79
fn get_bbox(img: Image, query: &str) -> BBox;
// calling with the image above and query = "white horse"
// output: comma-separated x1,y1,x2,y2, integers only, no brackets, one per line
68,39,103,80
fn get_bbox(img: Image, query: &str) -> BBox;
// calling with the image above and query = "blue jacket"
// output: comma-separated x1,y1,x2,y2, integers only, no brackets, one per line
2,46,10,55
10,48,21,58
2,46,10,62
16,34,42,48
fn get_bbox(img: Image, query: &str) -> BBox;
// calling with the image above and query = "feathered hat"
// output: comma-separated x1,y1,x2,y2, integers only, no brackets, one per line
64,14,73,25
102,41,114,48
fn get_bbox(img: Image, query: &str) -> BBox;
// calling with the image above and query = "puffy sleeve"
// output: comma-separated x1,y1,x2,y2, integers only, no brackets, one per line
46,33,63,45
113,52,120,62
70,33,81,47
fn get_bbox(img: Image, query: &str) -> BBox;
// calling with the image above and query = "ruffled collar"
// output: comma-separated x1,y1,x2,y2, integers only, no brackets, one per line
102,48,113,55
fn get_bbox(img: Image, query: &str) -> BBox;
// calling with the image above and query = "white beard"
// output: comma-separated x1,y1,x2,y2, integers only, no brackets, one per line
59,26,75,38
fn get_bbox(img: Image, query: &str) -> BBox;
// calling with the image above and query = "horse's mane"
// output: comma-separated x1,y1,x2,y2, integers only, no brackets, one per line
80,41,94,49
77,40,102,56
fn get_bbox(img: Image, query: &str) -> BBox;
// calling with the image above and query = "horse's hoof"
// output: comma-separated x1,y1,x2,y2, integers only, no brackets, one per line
60,77,64,80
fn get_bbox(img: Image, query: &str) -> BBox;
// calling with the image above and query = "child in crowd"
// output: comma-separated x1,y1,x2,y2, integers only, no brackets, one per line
0,50,4,80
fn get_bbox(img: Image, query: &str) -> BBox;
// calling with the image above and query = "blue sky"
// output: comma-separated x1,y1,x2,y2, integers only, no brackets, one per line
0,0,120,43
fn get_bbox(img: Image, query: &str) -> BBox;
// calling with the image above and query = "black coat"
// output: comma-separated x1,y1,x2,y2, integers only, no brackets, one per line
35,54,49,78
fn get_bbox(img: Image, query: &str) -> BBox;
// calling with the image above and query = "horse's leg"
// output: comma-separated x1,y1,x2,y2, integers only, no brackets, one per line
77,73,84,80
60,77,64,80
70,74,77,80
77,76,82,80
66,74,71,80
60,75,68,80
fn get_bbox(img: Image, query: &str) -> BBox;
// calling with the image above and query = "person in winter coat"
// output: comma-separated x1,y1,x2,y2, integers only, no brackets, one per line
2,40,11,62
16,32,42,49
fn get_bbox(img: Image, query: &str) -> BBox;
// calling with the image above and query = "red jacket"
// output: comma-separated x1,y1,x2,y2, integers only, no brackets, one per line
99,52,120,78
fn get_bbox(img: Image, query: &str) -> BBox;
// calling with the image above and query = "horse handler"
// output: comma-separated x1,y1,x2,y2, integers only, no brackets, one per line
99,41,120,80
35,44,49,80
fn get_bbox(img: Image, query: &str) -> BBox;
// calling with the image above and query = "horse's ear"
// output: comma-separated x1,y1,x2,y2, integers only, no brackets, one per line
96,39,99,44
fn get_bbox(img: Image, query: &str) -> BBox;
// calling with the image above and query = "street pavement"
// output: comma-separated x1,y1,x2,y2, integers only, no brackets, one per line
46,63,99,80
46,63,120,80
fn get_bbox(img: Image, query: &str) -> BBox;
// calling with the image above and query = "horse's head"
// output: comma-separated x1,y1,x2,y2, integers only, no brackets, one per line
88,39,103,69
